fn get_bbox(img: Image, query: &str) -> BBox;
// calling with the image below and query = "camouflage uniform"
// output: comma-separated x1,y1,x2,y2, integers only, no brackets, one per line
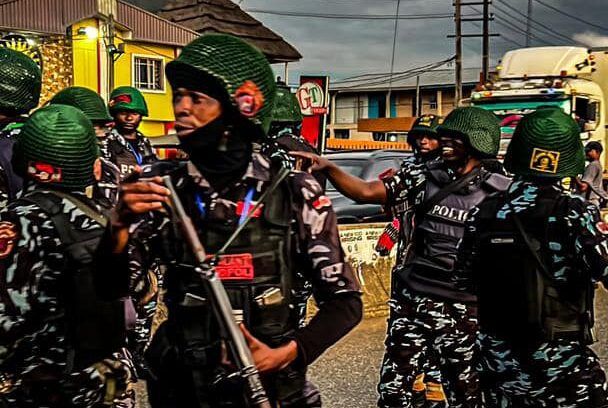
377,107,506,408
457,180,608,407
0,186,134,407
0,104,134,407
378,160,482,408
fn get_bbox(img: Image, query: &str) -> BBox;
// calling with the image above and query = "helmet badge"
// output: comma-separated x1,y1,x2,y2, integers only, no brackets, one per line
235,81,264,118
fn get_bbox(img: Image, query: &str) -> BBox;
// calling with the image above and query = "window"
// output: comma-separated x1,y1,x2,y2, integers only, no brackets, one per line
574,97,601,133
334,129,350,139
133,56,164,91
429,96,438,110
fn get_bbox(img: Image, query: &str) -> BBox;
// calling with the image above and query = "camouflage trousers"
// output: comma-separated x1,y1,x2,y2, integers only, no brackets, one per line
478,333,608,407
378,288,481,408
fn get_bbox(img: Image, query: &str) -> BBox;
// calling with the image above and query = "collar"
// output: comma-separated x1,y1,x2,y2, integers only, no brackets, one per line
109,128,144,147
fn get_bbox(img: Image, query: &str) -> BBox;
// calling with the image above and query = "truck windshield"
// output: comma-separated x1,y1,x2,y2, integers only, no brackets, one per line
473,99,571,155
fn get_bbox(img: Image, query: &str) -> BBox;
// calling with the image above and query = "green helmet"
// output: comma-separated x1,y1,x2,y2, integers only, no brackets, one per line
407,114,442,145
437,107,500,157
166,34,277,132
13,104,99,190
0,48,42,114
504,107,584,178
108,86,148,116
271,82,303,123
50,86,112,123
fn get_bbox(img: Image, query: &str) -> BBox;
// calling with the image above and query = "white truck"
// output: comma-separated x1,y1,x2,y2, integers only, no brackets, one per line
470,46,608,164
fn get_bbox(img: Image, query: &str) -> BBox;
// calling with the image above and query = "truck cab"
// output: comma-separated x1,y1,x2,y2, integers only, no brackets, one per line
471,46,608,165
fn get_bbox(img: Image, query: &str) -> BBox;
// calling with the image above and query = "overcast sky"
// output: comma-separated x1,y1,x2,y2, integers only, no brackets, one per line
130,0,608,85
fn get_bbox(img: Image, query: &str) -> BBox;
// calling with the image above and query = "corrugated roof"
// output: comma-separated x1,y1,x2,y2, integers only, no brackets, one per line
331,67,482,92
0,0,98,35
117,1,198,46
0,0,198,47
159,0,302,63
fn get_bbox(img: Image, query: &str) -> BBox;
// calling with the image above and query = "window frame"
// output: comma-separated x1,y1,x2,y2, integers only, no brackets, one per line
132,53,166,94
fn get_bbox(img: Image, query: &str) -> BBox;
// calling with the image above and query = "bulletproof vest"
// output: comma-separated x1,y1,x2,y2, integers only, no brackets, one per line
13,191,127,370
107,135,155,178
475,192,595,345
166,174,297,348
0,126,23,203
409,170,503,277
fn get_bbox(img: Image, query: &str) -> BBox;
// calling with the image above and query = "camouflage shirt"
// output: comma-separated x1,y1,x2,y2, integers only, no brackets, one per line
0,186,130,406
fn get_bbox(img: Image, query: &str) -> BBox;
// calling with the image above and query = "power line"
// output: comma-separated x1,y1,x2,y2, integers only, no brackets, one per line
493,15,553,46
534,0,608,33
467,4,555,46
245,9,472,20
334,56,456,84
493,1,573,44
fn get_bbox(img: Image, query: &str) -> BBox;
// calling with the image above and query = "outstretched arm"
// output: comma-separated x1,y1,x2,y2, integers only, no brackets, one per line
291,151,387,204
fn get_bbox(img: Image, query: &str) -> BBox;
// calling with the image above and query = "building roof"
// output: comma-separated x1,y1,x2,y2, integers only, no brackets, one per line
331,67,481,92
158,0,302,63
0,0,198,47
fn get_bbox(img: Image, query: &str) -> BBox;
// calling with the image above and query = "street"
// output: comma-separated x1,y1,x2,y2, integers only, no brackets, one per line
135,286,608,408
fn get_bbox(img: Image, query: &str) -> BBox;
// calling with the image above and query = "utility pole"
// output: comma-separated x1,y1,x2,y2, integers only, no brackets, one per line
482,0,490,82
449,0,498,104
386,0,401,118
525,0,533,47
414,75,421,116
455,0,463,106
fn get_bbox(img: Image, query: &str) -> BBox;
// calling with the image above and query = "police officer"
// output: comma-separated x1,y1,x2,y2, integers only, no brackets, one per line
0,104,133,407
456,107,608,407
0,47,42,207
102,86,157,178
376,114,443,258
295,107,510,407
103,34,362,407
48,86,156,388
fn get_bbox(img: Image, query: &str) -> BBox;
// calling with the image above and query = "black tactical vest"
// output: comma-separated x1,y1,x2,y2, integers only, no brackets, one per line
474,190,595,346
13,191,127,370
164,174,297,348
398,169,510,301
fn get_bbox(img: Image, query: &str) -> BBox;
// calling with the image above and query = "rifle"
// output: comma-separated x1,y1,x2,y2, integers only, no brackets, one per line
161,175,272,408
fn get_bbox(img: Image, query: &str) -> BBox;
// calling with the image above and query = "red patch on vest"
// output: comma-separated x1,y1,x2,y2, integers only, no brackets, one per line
597,222,608,235
0,222,18,259
236,201,263,218
27,162,63,183
312,195,332,210
235,81,264,118
215,253,255,280
109,94,132,107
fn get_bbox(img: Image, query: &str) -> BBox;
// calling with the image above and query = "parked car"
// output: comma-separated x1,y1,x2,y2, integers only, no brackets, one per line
325,150,412,224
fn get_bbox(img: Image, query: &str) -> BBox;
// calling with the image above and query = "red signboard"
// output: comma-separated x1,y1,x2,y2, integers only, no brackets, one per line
297,76,330,149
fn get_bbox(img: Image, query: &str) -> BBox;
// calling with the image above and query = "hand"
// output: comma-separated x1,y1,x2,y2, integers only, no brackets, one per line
113,173,170,228
290,151,333,173
378,168,397,180
240,324,297,373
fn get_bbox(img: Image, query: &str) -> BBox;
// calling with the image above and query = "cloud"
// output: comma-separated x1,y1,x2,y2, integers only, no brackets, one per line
573,31,608,47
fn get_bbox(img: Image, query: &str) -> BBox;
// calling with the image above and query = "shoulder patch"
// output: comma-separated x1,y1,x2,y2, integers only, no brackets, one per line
0,221,18,259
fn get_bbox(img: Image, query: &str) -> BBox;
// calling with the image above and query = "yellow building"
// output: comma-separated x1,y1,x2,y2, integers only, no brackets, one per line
0,0,198,136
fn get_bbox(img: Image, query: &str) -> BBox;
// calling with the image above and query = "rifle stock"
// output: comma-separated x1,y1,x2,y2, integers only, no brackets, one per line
162,176,271,408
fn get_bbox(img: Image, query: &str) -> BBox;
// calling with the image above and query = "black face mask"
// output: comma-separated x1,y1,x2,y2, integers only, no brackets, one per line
179,116,252,188
419,147,442,162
